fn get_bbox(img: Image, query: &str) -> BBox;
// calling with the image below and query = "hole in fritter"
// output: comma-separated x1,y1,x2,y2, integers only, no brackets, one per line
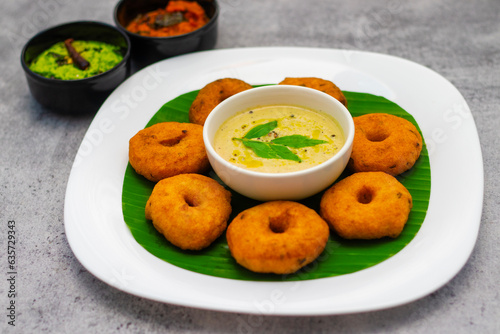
365,129,390,142
269,213,290,233
357,186,373,204
159,132,187,146
184,194,199,207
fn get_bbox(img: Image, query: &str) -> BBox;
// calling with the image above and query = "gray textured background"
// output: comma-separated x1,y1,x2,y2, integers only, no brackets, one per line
1,0,499,333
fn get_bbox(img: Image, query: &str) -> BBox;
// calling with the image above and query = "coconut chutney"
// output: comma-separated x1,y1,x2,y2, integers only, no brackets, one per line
214,105,345,173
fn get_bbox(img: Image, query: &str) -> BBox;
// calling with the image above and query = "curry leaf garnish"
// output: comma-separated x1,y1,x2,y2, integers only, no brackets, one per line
237,140,282,159
268,143,302,162
271,135,327,148
243,121,277,139
233,120,327,162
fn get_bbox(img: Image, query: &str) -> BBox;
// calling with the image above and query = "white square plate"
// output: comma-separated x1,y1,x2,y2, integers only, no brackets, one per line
64,47,483,315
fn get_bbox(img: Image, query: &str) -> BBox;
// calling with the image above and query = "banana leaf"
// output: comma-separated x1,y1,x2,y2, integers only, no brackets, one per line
122,90,430,281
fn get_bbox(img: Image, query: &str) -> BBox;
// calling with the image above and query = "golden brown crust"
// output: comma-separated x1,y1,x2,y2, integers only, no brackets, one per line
129,122,210,182
278,77,347,106
320,172,412,239
189,78,253,125
226,201,330,274
145,174,232,250
348,113,423,176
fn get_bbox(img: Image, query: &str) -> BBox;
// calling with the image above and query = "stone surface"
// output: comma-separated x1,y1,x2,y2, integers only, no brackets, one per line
1,0,499,333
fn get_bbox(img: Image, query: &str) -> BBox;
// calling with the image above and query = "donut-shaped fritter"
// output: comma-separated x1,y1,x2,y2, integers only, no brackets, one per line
145,174,232,250
129,122,210,182
279,77,347,106
348,113,423,176
226,201,330,274
320,172,412,239
189,78,253,125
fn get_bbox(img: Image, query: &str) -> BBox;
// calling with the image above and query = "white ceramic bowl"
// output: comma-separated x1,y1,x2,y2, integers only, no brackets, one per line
203,85,354,201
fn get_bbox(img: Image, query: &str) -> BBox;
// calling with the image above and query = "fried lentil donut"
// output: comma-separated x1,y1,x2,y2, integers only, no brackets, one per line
226,201,330,274
129,122,210,182
145,173,232,250
279,77,347,106
348,113,423,176
320,172,412,240
189,78,253,125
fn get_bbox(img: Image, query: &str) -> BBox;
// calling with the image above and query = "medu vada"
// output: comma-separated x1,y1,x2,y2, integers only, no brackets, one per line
145,173,232,250
226,201,330,274
320,172,412,240
129,122,210,182
278,77,347,106
348,113,423,176
189,78,253,125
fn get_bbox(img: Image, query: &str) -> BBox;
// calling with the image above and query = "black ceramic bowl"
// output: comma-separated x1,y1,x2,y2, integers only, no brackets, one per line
21,21,131,114
114,0,219,69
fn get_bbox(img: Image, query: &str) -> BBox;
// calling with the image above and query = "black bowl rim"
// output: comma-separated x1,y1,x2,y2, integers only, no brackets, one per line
21,20,131,84
113,0,219,41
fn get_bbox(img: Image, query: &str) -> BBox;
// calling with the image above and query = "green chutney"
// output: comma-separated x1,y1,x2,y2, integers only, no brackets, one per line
29,40,124,80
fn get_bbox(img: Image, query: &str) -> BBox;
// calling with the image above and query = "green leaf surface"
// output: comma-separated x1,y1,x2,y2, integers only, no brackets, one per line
268,143,302,162
237,121,327,161
122,89,431,281
271,135,328,148
243,120,277,139
238,139,281,159
237,138,302,162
